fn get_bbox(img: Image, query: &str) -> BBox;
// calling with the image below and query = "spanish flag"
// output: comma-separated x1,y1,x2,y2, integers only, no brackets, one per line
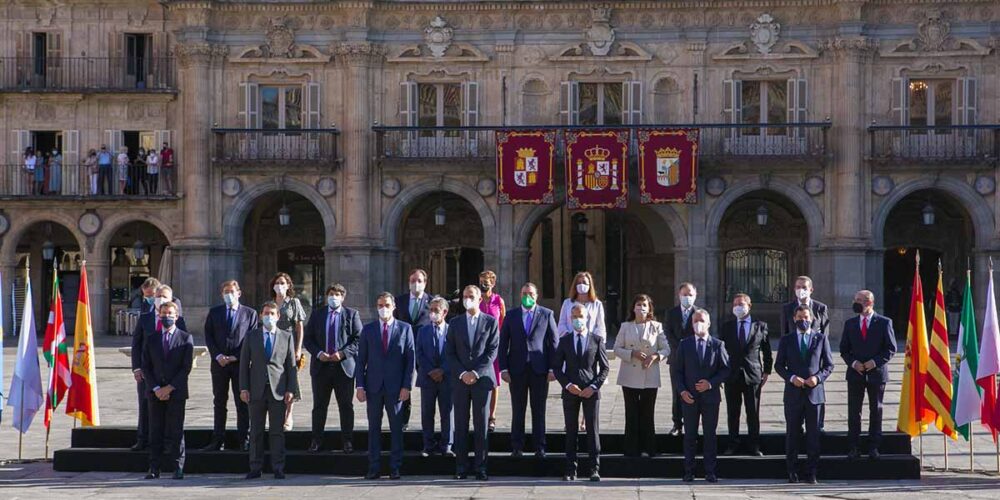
924,265,957,439
897,251,932,436
65,261,100,426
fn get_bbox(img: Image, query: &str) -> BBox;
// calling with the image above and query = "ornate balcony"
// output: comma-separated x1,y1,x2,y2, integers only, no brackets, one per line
0,57,176,92
868,124,999,168
211,129,341,170
0,163,178,199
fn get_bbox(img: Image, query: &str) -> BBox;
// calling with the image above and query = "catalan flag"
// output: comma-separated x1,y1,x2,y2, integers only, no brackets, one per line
65,261,100,426
897,252,931,436
924,266,957,439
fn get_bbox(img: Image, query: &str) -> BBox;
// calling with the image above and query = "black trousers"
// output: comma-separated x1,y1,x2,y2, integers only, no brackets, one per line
98,165,113,195
563,394,600,475
847,378,886,451
622,387,657,456
682,395,720,476
249,391,287,474
785,400,822,477
136,380,149,445
400,399,412,427
310,365,355,446
452,381,491,474
210,361,249,442
670,384,683,428
509,370,550,453
148,395,186,472
724,378,762,450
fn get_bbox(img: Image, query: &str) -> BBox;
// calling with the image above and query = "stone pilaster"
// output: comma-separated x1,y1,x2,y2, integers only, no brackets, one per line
87,259,111,336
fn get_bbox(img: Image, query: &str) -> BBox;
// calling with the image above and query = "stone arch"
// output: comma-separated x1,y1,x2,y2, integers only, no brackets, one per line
705,178,823,248
223,178,337,249
872,177,994,249
1,211,85,264
93,212,176,261
381,177,497,250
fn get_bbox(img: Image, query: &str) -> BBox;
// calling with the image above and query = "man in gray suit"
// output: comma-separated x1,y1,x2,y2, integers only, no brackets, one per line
240,302,300,480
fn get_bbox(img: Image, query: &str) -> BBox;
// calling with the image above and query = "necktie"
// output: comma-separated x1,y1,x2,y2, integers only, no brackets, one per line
264,331,273,359
861,317,868,341
382,322,389,353
698,338,705,362
577,334,585,359
437,326,445,355
410,298,419,321
523,309,533,334
156,318,162,333
739,321,747,346
468,316,476,347
800,334,809,358
227,308,235,333
683,309,690,328
327,310,338,353
162,331,170,358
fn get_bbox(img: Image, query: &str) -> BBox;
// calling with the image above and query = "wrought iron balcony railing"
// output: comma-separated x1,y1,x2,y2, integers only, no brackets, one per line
372,123,831,163
211,129,341,167
868,124,999,167
0,57,176,91
0,163,178,198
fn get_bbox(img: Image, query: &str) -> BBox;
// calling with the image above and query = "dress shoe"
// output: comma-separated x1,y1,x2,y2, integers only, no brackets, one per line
705,473,718,483
488,418,496,432
788,473,799,483
241,439,251,452
722,445,738,456
421,450,431,457
390,469,401,480
476,471,489,481
590,470,601,482
444,449,456,457
130,442,148,452
805,475,818,484
365,471,380,480
144,470,160,480
274,470,286,479
454,472,468,480
245,470,262,480
563,474,575,481
402,423,409,431
201,440,223,451
534,450,546,459
749,448,764,457
668,426,682,436
307,441,322,453
847,448,860,460
343,441,354,454
511,450,523,458
682,473,694,482
869,449,881,460
644,451,659,458
172,470,184,480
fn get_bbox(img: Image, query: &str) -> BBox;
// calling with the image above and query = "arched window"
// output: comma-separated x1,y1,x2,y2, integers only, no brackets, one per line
521,78,549,125
653,77,680,123
724,248,788,303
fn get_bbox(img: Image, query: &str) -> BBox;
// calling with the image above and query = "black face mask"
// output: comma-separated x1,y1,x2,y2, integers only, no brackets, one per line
852,302,865,314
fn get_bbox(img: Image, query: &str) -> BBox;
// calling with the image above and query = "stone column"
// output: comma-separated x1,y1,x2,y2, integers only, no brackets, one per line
87,259,111,337
0,261,15,338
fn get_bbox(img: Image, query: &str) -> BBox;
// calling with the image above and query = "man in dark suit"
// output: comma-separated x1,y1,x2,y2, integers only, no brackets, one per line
775,305,835,484
553,303,609,482
356,292,415,480
303,284,363,453
395,268,433,430
499,282,558,457
133,277,160,314
672,309,730,483
140,302,193,480
446,285,499,481
415,297,454,456
240,302,300,480
664,282,698,436
720,293,772,456
780,276,830,336
202,280,259,451
840,290,897,460
130,285,187,452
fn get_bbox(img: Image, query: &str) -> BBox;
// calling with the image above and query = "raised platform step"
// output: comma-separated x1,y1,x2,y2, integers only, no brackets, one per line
67,426,913,456
52,447,920,479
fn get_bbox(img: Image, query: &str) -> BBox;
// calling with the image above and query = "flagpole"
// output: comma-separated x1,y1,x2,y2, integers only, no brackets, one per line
970,425,975,473
944,434,949,471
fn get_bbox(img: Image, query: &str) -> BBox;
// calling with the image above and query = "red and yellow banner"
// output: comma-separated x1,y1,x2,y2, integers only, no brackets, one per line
565,129,629,209
66,262,99,426
638,129,698,204
496,130,556,204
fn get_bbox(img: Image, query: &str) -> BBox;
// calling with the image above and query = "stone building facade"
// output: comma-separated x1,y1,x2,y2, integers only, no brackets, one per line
1,0,998,342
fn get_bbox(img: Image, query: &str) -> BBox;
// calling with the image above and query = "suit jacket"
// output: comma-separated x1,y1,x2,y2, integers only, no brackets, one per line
553,332,609,399
670,335,731,404
839,313,897,384
355,320,415,395
303,305,363,377
774,331,835,405
204,303,259,361
140,327,194,400
499,306,559,376
613,320,669,389
395,292,433,327
780,299,830,335
239,327,300,402
415,323,450,389
136,297,183,316
131,312,187,371
665,305,697,363
445,313,499,389
720,317,773,385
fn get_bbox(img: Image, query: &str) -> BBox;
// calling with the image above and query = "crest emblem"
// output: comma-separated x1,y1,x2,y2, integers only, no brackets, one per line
575,145,619,192
424,16,454,58
513,147,538,188
265,18,296,58
749,13,780,54
654,147,681,187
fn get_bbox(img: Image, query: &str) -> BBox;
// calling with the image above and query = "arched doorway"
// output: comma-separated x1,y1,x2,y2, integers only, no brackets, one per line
717,190,809,328
882,189,973,333
13,221,83,333
398,191,485,307
242,191,326,311
106,221,171,332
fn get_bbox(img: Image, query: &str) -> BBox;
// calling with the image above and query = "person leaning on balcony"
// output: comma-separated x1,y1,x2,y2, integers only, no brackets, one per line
160,142,174,195
146,149,160,195
48,148,62,195
134,148,147,196
36,151,48,195
84,149,98,196
97,144,114,195
22,147,36,195
117,147,130,195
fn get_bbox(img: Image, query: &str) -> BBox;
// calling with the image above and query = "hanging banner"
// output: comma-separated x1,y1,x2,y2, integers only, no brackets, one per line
565,129,629,209
638,129,699,204
496,130,556,204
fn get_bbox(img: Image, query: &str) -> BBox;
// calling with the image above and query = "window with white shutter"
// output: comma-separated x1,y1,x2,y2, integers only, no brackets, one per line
787,78,807,137
462,81,480,155
399,81,417,126
238,82,260,128
890,77,909,126
560,81,580,125
958,77,976,126
723,79,742,139
623,80,642,125
63,130,79,195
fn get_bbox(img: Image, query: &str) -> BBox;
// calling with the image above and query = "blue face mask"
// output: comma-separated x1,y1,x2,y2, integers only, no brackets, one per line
160,317,176,328
796,319,811,332
144,296,155,305
327,296,341,309
262,316,277,330
572,318,586,332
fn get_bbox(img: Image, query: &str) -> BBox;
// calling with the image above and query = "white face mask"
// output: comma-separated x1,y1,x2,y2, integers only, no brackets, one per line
576,283,590,295
572,318,586,332
154,297,166,309
463,298,478,312
262,316,277,330
429,311,443,324
327,295,341,309
223,292,238,307
796,288,811,301
409,282,425,295
694,321,709,335
378,306,393,321
634,305,649,318
273,283,289,296
680,294,696,309
733,305,749,318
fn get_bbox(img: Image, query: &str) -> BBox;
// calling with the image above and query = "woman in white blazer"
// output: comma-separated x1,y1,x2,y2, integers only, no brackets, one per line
614,294,669,457
557,271,607,340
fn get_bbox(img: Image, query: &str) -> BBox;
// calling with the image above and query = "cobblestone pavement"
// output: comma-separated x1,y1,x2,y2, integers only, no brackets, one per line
3,336,1000,496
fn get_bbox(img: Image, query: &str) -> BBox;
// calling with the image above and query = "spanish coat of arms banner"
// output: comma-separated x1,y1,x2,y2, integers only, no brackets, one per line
495,130,556,204
638,129,699,204
565,129,629,209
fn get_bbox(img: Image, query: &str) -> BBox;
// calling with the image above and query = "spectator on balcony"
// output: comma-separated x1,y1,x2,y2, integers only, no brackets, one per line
84,149,98,195
36,152,49,196
117,147,130,195
160,142,174,195
146,149,160,195
133,148,147,196
22,148,36,195
49,149,62,195
97,145,114,195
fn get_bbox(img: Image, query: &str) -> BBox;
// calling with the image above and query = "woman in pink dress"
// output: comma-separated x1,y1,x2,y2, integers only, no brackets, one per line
478,270,505,432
